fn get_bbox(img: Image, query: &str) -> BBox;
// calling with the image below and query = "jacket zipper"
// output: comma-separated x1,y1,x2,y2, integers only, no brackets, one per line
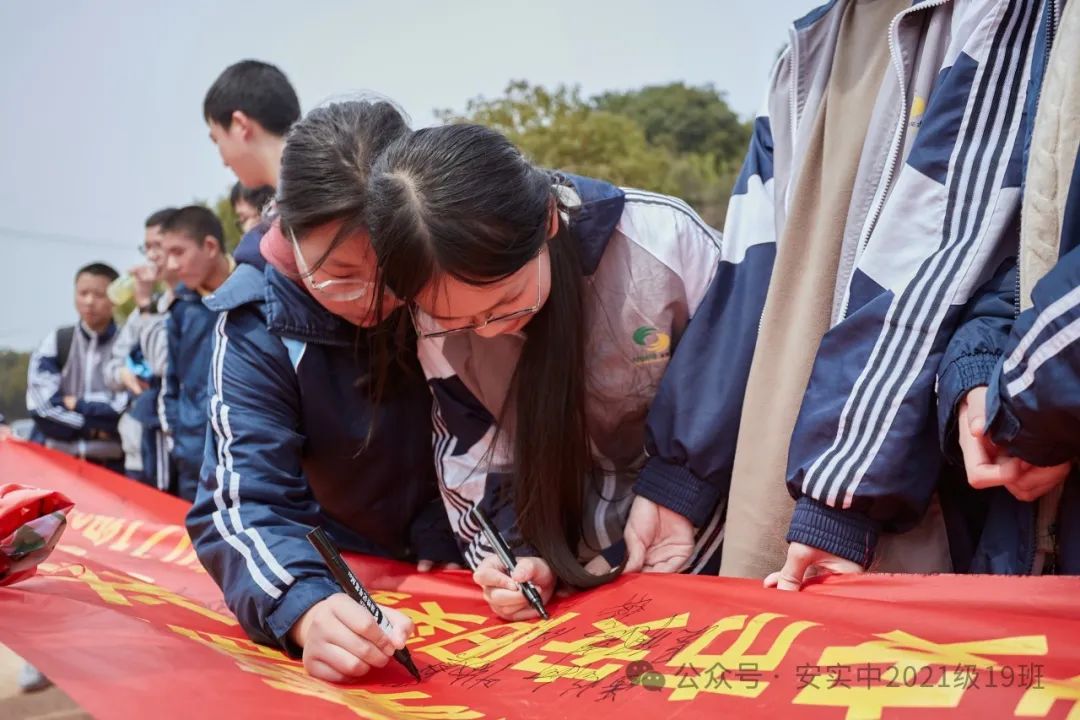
1046,0,1059,48
1023,0,1060,576
1014,259,1023,316
1024,501,1038,574
839,0,951,320
85,332,96,397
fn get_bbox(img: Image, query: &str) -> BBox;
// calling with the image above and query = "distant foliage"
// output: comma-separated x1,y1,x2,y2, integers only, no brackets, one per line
437,80,752,227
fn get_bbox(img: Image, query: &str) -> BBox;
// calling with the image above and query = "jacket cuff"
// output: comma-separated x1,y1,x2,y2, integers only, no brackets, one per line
265,576,341,658
937,352,1002,464
985,370,1067,466
985,368,1020,446
599,538,628,568
786,496,879,568
635,456,721,528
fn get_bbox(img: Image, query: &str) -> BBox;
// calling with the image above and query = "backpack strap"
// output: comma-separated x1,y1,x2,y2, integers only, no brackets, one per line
55,325,75,372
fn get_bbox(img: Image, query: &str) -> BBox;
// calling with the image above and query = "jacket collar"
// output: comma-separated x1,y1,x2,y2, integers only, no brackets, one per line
553,172,625,276
263,266,358,346
204,263,359,346
233,222,269,271
172,282,202,303
78,320,117,343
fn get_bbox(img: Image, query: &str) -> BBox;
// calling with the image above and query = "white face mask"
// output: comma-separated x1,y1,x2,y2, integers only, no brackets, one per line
288,226,376,302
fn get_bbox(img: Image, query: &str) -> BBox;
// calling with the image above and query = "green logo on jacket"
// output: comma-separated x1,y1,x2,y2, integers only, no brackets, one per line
633,326,671,365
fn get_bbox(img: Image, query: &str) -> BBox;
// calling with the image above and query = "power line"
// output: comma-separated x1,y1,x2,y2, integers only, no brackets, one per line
0,224,132,250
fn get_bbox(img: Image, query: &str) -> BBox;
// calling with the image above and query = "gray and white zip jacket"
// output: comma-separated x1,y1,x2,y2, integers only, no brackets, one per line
740,0,1043,565
26,321,127,459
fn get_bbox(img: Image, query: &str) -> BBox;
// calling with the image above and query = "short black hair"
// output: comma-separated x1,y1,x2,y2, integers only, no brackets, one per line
76,262,119,284
230,182,275,212
161,205,225,247
203,60,300,136
145,207,178,229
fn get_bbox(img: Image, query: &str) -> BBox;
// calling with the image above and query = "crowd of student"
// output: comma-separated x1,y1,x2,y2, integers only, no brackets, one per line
11,0,1079,688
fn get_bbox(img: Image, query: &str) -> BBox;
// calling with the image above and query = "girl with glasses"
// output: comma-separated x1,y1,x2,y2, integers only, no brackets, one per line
366,123,733,619
186,100,461,684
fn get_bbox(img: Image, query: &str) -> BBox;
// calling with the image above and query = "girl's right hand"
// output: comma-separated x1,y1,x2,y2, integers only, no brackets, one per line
289,593,413,683
472,555,555,621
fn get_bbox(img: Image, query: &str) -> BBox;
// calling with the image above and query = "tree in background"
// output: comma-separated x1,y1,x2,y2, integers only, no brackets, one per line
594,82,750,165
214,195,243,253
437,83,673,192
0,351,30,422
437,81,751,227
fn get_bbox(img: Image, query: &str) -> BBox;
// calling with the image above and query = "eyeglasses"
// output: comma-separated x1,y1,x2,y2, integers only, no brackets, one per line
288,226,377,302
411,257,543,339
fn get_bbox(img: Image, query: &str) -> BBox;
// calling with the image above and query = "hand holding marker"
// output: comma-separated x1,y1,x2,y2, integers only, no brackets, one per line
470,506,551,620
306,527,422,682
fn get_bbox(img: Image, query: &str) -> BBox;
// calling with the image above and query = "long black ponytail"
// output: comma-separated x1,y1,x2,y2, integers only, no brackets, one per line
367,124,618,588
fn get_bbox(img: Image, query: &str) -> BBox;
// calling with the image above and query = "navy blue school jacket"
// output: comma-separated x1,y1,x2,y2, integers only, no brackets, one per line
937,145,1080,574
162,284,218,497
185,262,460,654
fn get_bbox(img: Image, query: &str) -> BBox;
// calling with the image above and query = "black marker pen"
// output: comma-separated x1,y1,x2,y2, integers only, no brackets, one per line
306,527,421,682
469,506,550,620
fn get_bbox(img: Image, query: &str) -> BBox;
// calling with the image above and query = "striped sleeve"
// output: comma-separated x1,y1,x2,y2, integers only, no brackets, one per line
185,308,337,656
103,313,140,390
74,392,127,433
26,329,85,436
142,313,169,377
418,336,537,570
987,245,1080,466
636,65,781,525
786,0,1041,566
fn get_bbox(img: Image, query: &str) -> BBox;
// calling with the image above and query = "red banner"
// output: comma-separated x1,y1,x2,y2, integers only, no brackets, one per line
1,440,1079,719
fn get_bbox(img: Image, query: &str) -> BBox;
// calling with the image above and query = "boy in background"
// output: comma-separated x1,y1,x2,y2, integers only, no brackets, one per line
104,207,178,490
26,263,127,471
204,59,299,267
160,206,234,500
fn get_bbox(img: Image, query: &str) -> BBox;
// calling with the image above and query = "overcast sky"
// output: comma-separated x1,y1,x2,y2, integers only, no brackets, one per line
0,0,815,351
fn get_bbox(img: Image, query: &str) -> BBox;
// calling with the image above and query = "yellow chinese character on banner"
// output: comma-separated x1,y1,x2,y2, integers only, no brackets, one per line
130,524,188,560
171,625,288,663
1014,673,1079,719
401,602,489,640
44,564,237,626
370,590,412,606
171,626,482,719
513,612,690,684
81,514,128,547
418,613,578,669
793,630,1048,720
68,510,93,531
370,592,494,642
663,613,819,701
